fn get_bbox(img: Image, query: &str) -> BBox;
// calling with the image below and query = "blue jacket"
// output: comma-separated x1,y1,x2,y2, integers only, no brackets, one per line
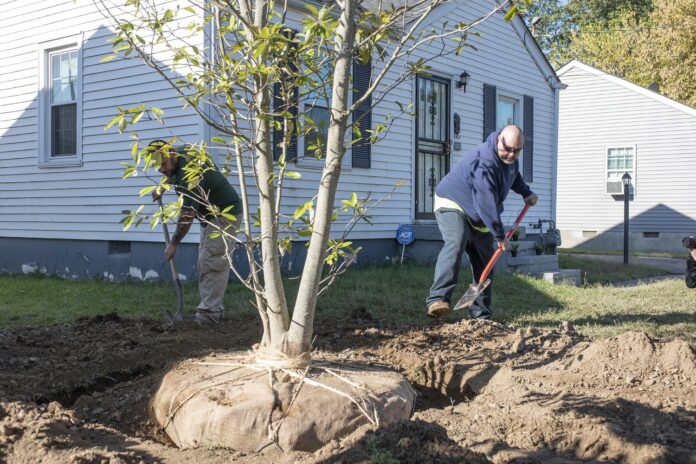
435,131,533,242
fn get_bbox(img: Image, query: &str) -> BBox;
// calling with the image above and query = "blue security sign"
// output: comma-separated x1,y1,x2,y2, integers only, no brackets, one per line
396,225,415,245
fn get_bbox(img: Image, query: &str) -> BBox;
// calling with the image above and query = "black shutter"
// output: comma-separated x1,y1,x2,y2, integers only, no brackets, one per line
352,59,372,168
483,83,496,142
273,32,298,161
523,94,534,182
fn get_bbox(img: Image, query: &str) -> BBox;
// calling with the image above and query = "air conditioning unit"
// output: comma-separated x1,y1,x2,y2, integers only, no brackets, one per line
605,181,624,195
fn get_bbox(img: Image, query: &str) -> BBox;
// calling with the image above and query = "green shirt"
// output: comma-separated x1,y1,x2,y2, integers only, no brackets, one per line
170,151,241,220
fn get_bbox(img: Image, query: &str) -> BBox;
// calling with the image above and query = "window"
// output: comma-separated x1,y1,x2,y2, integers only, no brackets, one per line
496,95,519,129
606,146,634,180
606,146,636,194
39,35,82,167
302,63,332,161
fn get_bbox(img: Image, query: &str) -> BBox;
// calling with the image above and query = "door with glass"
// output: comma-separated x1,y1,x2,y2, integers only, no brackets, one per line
415,75,450,220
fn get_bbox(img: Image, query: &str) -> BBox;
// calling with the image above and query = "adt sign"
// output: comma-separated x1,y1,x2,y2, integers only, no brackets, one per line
396,225,415,246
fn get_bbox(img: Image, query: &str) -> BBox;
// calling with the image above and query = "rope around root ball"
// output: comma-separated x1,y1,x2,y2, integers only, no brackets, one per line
161,349,383,450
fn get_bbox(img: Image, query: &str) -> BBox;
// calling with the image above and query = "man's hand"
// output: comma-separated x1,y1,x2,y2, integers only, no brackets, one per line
498,237,511,251
524,193,539,206
164,243,177,261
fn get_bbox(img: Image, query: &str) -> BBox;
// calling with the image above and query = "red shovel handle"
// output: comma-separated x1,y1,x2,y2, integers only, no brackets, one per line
477,203,531,285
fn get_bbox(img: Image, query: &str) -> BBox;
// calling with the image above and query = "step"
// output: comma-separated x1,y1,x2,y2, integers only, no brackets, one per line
506,254,559,273
540,269,582,286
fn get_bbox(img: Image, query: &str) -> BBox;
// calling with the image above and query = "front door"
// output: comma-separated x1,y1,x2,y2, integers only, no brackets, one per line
415,74,450,220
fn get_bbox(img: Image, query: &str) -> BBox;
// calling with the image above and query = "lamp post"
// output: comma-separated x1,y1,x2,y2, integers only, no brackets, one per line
622,172,632,264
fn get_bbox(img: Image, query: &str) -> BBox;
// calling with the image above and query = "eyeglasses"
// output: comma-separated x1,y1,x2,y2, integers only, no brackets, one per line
499,137,523,155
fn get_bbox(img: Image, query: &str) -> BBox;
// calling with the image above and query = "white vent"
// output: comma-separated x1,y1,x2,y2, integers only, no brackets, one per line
606,181,624,195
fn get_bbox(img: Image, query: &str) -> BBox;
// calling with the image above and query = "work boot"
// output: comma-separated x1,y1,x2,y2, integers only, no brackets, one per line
426,300,451,318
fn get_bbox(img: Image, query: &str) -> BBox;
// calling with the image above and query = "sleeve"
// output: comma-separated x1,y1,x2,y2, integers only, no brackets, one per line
511,170,533,199
472,161,506,242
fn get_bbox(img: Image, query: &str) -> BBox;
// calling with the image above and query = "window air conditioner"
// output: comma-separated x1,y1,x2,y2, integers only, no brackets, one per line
605,180,624,195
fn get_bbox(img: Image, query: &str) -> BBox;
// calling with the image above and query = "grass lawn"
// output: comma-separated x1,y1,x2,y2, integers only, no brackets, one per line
1,256,694,344
558,247,685,259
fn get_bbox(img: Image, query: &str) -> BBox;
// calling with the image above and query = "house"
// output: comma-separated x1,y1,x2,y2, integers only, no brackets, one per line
556,60,696,253
0,0,562,280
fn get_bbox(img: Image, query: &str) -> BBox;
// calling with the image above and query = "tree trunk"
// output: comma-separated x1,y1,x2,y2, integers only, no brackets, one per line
286,0,357,356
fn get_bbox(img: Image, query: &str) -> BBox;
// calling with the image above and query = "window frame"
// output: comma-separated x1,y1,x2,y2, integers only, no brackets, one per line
295,61,353,170
38,34,83,168
495,89,525,169
605,145,637,195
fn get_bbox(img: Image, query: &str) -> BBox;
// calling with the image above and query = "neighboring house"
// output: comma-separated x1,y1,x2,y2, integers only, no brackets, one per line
0,0,561,280
556,60,696,253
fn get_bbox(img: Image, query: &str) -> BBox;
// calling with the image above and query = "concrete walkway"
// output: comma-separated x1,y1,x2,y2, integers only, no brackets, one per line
566,253,687,275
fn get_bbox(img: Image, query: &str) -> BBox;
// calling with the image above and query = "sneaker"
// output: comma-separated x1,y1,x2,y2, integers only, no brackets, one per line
468,302,492,320
426,300,451,318
683,236,696,250
186,310,221,325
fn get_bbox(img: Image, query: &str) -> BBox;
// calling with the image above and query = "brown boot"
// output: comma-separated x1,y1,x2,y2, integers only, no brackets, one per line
426,300,451,318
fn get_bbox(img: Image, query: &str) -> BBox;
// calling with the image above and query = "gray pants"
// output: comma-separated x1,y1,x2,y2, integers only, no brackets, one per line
426,209,495,314
196,216,238,319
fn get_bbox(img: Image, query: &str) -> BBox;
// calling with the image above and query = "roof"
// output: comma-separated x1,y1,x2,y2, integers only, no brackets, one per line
557,60,696,118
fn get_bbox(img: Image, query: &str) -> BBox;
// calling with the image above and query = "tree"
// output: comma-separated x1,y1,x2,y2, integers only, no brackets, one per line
522,0,572,67
101,0,526,360
565,0,695,107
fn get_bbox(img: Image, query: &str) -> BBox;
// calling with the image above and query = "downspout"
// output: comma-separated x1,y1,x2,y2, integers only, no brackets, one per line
551,81,568,226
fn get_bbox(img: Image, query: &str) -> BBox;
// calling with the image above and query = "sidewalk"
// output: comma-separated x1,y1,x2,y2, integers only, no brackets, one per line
566,253,687,275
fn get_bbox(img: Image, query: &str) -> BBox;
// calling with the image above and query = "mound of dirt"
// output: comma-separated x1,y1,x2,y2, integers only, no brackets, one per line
1,314,695,463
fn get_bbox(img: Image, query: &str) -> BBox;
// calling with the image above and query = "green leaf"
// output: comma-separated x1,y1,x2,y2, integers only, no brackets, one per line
139,185,157,197
100,54,117,63
284,171,302,179
504,5,518,22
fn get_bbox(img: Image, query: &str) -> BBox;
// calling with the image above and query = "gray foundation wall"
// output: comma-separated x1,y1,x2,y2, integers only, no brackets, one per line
561,230,691,253
0,236,443,281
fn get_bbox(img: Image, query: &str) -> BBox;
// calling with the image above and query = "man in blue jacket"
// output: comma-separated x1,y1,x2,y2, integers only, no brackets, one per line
426,125,538,320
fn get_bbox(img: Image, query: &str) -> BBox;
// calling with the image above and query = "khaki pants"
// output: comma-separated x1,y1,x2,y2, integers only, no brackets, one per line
196,216,238,318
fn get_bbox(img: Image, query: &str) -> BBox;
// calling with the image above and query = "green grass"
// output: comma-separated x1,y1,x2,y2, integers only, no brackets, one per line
1,258,694,344
558,255,669,284
559,247,685,259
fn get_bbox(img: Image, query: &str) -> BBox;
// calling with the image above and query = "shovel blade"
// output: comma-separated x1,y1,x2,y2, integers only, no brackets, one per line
453,279,491,310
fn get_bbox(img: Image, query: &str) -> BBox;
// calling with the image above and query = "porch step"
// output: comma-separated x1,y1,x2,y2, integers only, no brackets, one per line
505,254,559,273
540,269,582,286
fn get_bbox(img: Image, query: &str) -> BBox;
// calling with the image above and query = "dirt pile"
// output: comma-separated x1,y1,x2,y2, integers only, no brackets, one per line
1,315,695,463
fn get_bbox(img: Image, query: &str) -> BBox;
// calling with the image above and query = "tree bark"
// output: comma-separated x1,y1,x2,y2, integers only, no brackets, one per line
286,0,357,356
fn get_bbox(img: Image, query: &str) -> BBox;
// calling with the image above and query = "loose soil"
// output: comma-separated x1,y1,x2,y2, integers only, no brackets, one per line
1,312,695,463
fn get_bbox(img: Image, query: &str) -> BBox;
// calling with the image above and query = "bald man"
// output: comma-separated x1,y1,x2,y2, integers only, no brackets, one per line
426,125,538,320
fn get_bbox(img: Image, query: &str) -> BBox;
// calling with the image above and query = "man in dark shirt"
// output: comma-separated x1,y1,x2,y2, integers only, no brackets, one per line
151,140,241,324
426,125,538,320
684,236,696,288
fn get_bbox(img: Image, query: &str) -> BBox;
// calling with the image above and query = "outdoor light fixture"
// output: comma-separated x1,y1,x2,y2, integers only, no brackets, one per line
456,71,470,91
622,172,632,264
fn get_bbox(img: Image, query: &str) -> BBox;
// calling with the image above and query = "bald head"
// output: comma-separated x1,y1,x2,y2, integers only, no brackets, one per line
496,125,524,165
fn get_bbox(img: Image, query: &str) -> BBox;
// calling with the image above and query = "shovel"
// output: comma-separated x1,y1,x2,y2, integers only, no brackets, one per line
454,203,531,311
157,197,184,324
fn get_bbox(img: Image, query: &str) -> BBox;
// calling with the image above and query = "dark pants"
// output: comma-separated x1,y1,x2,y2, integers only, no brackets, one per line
427,209,495,314
687,257,696,289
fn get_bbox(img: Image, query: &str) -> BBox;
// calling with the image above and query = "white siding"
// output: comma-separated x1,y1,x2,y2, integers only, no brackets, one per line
0,0,557,244
557,63,696,241
0,0,204,243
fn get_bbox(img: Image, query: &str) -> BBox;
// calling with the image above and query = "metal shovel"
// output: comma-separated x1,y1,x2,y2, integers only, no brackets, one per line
157,197,184,324
454,203,531,311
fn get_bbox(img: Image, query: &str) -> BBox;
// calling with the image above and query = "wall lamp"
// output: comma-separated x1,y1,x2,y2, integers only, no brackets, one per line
456,71,470,92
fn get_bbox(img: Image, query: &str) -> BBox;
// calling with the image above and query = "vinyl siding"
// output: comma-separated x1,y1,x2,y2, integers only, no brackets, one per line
0,0,557,244
557,65,696,236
